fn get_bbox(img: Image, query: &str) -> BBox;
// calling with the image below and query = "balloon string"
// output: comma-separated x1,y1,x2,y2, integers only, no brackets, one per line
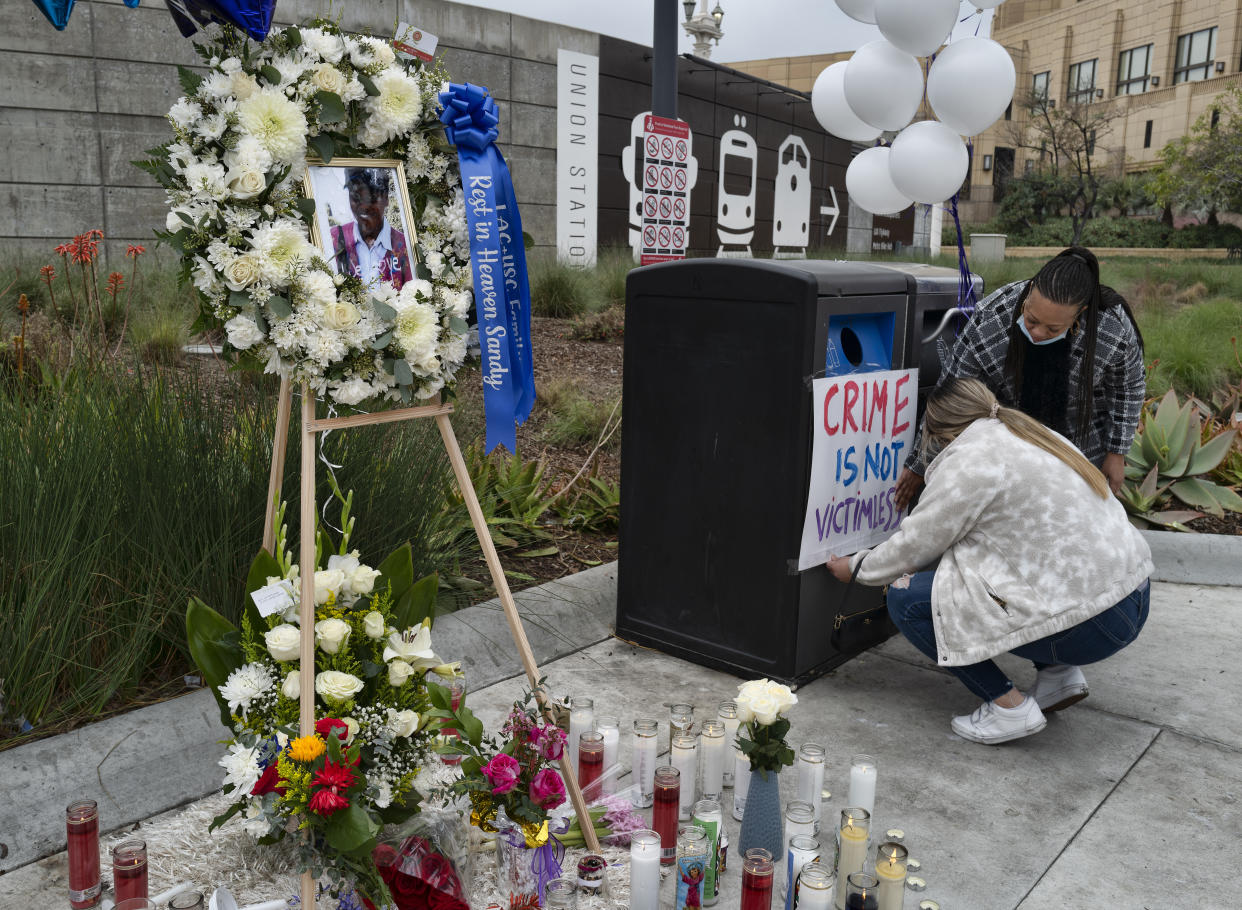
949,154,978,327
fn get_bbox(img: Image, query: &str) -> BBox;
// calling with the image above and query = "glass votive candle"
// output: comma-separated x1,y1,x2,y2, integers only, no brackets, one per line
595,715,620,795
577,853,608,896
670,703,694,735
66,799,101,910
732,749,752,821
568,696,595,777
874,843,908,910
834,809,871,910
653,766,681,865
699,720,726,801
718,701,740,787
845,872,880,910
781,833,821,902
629,829,661,910
440,674,467,765
740,847,775,910
544,876,578,908
578,731,605,800
691,799,724,907
797,743,827,829
847,755,877,818
676,826,710,909
111,839,148,903
671,732,699,819
795,863,836,909
168,895,206,910
632,718,659,808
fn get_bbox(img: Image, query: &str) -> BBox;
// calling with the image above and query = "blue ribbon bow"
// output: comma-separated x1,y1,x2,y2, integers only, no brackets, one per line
439,82,537,454
162,0,276,42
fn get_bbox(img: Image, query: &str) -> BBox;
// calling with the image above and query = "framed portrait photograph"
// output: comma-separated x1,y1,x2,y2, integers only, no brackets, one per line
304,158,418,291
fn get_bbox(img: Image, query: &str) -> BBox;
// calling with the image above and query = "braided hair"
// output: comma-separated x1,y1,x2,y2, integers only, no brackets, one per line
1003,246,1144,447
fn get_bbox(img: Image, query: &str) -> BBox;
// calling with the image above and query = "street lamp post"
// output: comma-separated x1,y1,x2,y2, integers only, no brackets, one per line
682,0,725,58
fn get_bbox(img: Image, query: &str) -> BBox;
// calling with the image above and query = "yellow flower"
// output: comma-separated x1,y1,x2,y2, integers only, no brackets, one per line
289,735,325,763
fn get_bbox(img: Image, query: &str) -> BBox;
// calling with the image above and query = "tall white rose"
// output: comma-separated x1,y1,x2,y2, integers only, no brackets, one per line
223,255,263,292
265,623,302,661
313,568,346,605
748,692,780,726
311,63,348,96
315,670,365,702
314,617,351,654
349,565,381,596
227,168,266,199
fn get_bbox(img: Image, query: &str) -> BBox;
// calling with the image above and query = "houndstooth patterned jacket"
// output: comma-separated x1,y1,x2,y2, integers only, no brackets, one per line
907,280,1146,474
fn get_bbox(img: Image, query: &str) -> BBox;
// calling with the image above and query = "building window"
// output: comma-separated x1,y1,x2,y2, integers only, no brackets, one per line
1174,26,1217,84
1031,70,1051,109
1117,45,1152,94
1143,119,1153,148
1067,58,1098,103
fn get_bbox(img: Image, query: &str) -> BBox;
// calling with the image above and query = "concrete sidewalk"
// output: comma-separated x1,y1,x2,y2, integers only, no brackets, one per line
2,578,1239,908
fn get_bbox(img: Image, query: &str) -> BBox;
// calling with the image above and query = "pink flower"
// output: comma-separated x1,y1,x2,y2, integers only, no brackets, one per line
530,725,566,761
481,753,521,795
529,768,566,810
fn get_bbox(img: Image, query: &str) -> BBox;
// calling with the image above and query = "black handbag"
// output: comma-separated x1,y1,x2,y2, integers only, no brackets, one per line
830,555,897,655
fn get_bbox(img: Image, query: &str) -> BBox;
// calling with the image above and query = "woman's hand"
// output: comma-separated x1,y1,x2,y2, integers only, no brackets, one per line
826,554,854,583
1102,452,1126,494
894,467,925,512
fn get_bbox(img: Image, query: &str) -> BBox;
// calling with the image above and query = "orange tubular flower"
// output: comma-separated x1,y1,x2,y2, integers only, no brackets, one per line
126,244,146,259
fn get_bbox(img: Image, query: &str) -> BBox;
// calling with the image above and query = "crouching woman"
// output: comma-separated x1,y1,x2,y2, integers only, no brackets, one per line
826,378,1153,745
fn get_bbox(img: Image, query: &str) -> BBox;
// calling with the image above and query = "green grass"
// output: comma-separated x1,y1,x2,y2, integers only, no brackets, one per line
1137,297,1242,400
540,379,621,449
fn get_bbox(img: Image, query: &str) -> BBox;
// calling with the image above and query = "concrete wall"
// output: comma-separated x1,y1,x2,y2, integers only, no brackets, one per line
0,0,598,265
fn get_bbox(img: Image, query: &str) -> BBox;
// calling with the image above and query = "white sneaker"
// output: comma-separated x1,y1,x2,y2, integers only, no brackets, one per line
951,697,1047,744
1030,665,1089,713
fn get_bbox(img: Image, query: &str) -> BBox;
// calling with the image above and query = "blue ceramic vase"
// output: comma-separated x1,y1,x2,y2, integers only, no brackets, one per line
737,767,784,860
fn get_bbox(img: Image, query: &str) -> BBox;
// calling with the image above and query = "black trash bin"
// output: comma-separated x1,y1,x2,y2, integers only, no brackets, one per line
616,259,923,686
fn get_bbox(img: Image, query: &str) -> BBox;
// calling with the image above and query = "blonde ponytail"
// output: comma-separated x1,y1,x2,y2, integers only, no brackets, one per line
922,378,1110,499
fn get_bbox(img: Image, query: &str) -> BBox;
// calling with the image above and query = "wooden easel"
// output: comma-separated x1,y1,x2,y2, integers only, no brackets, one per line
261,376,601,909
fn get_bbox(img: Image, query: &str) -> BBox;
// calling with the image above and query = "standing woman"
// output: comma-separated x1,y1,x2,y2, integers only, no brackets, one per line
895,246,1145,509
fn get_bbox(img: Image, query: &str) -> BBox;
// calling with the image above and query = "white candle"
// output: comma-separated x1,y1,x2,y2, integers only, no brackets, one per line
874,844,908,910
597,714,620,795
632,718,659,807
795,866,835,910
568,697,594,778
630,829,662,910
847,754,877,818
671,733,698,819
718,701,740,787
700,721,726,801
834,820,870,910
798,743,827,828
732,749,751,821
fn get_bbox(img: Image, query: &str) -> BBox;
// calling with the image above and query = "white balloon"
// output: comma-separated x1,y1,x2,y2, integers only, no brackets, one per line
835,0,877,24
888,120,970,204
927,37,1017,136
812,62,883,143
843,40,925,132
846,146,912,216
875,0,960,58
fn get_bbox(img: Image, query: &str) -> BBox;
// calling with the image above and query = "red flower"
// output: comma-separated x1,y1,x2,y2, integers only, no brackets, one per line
250,761,285,796
106,272,125,299
55,243,72,257
126,244,145,259
307,760,356,816
308,787,350,815
316,717,350,742
39,265,56,282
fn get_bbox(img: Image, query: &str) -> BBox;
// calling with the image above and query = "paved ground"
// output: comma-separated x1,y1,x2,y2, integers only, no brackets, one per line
2,579,1238,909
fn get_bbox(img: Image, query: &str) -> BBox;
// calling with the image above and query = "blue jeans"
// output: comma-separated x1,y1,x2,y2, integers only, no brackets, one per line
885,570,1151,702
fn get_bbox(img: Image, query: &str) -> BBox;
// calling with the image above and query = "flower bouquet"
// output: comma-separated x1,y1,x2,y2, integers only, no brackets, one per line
734,678,799,860
430,686,569,905
186,493,460,904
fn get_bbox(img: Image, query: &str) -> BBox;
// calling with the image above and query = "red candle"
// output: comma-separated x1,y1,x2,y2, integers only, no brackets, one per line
740,847,774,910
441,677,466,766
111,839,148,902
652,765,681,865
66,799,101,909
578,731,605,800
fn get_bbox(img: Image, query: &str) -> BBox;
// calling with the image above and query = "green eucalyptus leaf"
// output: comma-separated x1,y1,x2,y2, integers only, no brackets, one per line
308,134,335,163
357,72,380,97
261,64,283,86
267,294,293,319
316,90,348,124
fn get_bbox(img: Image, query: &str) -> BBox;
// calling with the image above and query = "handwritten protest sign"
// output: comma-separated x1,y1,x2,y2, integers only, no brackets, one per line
798,368,918,570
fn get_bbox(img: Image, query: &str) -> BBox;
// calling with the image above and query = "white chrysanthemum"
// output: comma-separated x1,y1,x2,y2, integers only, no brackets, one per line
308,330,348,366
220,744,262,793
225,135,274,173
359,69,422,147
299,270,337,308
349,36,395,70
394,301,438,361
198,70,234,100
219,662,274,717
439,334,468,366
331,375,374,406
250,220,314,285
169,98,202,130
301,27,346,64
225,315,265,350
194,113,229,142
237,89,308,165
273,55,309,88
183,161,228,200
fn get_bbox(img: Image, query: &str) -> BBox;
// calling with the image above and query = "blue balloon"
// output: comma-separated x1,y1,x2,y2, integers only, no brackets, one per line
31,0,74,30
163,0,276,42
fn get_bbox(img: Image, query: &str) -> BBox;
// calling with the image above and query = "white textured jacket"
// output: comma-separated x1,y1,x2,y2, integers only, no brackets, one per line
850,419,1153,667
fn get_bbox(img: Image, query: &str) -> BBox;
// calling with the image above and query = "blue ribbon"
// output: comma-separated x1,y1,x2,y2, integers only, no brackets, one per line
162,0,276,42
439,82,537,454
32,0,138,31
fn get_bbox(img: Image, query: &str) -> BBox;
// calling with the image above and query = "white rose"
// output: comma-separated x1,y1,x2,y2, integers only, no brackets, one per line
315,670,365,703
223,255,263,292
342,716,360,743
227,167,267,199
311,63,348,95
734,698,755,724
748,692,780,727
231,71,260,100
388,659,414,687
762,680,798,714
265,623,301,662
281,670,300,699
314,617,351,654
314,568,346,604
349,565,381,596
224,315,265,350
386,708,419,738
363,611,386,639
320,300,361,330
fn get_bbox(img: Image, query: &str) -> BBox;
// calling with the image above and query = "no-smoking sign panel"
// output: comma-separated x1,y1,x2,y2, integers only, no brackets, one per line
640,114,693,265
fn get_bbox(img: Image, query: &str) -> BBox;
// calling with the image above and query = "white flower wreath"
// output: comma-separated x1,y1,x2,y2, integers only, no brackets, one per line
140,19,473,406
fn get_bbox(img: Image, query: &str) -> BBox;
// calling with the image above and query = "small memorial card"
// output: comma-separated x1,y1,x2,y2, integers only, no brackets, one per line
393,23,438,62
251,579,296,618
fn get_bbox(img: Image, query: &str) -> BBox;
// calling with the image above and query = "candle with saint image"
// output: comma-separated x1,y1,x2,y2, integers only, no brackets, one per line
596,714,620,795
718,701,740,787
630,829,662,910
111,839,148,902
66,799,101,909
797,742,827,827
653,766,681,864
847,754,877,818
440,675,466,765
700,720,726,801
741,847,775,910
732,748,752,821
579,731,605,800
834,809,871,910
874,842,908,910
632,717,659,807
671,732,699,819
568,696,594,777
